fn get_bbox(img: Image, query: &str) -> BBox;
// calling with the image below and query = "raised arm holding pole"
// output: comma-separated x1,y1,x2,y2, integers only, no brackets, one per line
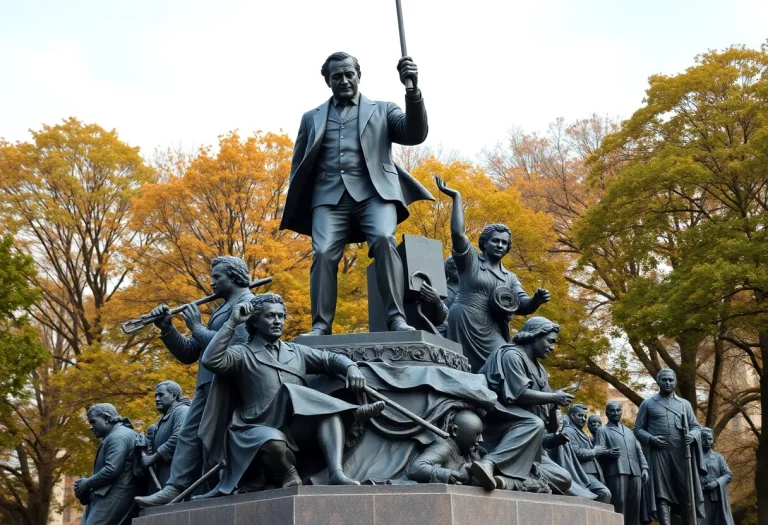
395,0,415,93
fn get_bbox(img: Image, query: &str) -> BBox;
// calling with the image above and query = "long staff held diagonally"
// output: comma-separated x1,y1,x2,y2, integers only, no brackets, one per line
335,374,449,439
395,0,415,93
168,460,227,505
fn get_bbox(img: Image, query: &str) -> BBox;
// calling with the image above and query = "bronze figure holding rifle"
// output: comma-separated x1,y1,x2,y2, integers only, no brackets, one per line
136,256,259,508
121,277,271,334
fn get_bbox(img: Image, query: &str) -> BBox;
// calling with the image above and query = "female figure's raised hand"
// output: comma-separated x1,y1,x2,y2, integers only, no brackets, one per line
436,176,460,199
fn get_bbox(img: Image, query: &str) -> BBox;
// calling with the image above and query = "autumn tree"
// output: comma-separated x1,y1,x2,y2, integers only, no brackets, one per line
0,233,50,525
582,45,767,521
0,235,47,402
486,46,767,521
129,130,323,336
0,119,156,525
481,116,649,392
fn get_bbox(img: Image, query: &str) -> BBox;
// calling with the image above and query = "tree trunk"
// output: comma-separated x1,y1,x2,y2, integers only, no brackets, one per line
34,468,54,525
756,330,768,525
705,334,724,428
676,331,703,406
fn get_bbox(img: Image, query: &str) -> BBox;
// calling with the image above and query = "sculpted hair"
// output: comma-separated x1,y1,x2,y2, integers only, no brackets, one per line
512,316,560,344
442,406,486,432
157,380,182,400
244,293,287,337
605,401,622,411
444,256,458,279
588,414,603,423
656,368,676,381
702,427,714,437
87,403,132,428
211,256,250,288
321,52,361,82
478,223,512,254
568,403,588,415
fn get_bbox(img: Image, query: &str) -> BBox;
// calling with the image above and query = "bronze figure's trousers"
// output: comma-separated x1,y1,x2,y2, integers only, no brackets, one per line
165,383,209,492
311,192,405,331
605,475,642,525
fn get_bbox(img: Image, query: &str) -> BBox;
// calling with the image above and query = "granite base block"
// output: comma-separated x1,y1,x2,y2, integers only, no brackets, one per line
133,484,623,525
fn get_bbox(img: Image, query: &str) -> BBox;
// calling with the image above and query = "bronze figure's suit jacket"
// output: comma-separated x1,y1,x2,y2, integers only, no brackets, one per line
81,424,137,525
280,94,434,242
202,338,356,423
562,419,605,479
599,422,648,478
150,402,190,489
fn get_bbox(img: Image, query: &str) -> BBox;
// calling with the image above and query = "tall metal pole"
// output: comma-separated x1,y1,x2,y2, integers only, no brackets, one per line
682,415,697,524
395,0,414,92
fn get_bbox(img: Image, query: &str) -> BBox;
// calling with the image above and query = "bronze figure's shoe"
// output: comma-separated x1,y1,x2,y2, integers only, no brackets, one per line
279,467,303,488
470,460,496,490
191,488,225,501
303,326,329,336
354,401,386,423
135,484,182,507
387,317,416,332
328,468,360,486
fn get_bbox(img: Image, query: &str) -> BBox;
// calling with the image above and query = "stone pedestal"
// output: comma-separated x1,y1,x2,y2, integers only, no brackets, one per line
294,330,468,372
133,484,622,525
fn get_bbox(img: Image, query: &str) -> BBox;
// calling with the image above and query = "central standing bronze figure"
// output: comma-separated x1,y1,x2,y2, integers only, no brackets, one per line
280,52,434,335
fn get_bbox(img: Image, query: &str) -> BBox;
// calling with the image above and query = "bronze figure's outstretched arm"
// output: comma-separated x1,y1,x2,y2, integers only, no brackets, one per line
435,176,470,254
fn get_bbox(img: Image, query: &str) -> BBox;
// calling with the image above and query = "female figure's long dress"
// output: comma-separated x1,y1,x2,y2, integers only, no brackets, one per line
446,245,539,372
480,344,572,494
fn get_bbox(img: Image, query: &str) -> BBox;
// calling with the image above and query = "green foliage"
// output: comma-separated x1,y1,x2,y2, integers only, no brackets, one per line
581,44,768,347
0,235,46,403
578,45,768,520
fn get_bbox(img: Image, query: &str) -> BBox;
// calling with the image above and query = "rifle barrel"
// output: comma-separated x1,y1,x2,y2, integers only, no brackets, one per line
120,277,272,334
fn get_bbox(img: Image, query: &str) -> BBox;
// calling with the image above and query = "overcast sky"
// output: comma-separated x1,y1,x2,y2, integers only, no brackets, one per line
1,0,766,160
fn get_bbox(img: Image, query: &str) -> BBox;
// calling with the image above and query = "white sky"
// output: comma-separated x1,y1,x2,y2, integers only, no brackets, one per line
1,0,766,160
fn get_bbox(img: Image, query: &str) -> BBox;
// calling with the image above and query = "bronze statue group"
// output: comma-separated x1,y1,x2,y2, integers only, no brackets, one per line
75,52,734,525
